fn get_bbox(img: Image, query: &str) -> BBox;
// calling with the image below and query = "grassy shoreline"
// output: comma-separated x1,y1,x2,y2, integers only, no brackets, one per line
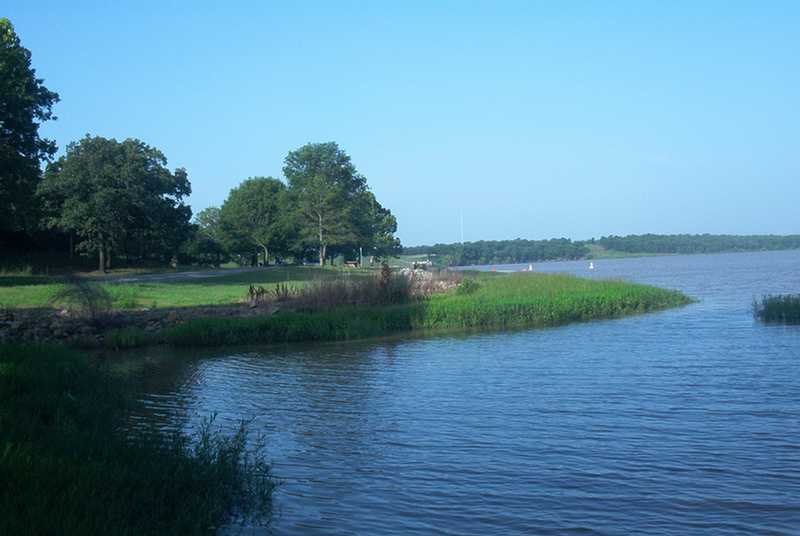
1,273,691,532
0,343,276,534
107,273,693,349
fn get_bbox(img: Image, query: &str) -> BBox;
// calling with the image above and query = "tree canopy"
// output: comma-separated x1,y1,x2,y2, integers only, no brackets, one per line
182,207,228,267
283,142,368,265
0,18,59,233
218,177,288,265
38,136,192,271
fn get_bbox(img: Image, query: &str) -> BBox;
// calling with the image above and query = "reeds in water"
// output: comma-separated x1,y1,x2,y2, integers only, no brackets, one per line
754,294,800,324
0,344,276,533
164,273,692,347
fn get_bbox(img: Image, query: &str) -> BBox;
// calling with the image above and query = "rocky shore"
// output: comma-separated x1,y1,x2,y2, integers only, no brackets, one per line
0,303,280,346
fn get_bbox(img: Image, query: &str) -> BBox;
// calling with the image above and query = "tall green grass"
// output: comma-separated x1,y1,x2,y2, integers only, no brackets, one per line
162,273,692,347
0,344,275,534
754,294,800,324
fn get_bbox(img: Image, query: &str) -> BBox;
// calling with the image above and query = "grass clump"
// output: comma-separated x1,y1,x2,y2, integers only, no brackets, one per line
456,278,481,296
49,275,113,323
0,344,275,534
105,326,152,349
419,273,691,330
754,294,800,324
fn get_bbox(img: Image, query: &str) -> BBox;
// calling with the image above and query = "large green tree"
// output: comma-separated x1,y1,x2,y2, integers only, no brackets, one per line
283,142,367,265
0,18,59,232
354,191,401,260
219,177,288,265
183,207,228,266
38,136,191,271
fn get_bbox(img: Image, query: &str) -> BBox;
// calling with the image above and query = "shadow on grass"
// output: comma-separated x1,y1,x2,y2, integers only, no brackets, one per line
157,266,374,287
0,275,57,288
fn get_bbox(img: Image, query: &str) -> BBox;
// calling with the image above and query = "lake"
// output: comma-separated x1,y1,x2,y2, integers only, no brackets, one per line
130,250,800,535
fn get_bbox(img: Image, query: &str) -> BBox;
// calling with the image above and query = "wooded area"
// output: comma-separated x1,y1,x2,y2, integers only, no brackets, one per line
0,19,400,272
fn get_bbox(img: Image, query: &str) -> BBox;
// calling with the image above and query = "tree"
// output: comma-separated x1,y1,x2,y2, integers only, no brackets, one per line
38,136,191,271
195,206,224,245
182,207,228,267
219,177,288,265
353,191,401,260
283,142,367,265
0,18,60,233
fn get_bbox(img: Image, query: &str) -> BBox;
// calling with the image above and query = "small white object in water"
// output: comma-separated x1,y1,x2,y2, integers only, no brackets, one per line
528,263,533,272
589,261,595,271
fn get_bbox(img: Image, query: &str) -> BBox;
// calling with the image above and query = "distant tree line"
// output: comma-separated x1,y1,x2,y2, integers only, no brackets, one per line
406,233,800,266
0,18,399,272
594,234,800,255
404,239,589,266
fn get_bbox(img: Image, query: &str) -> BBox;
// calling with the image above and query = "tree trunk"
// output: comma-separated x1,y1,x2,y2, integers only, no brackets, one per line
105,245,112,270
262,246,269,266
99,245,105,272
68,233,73,260
318,213,324,266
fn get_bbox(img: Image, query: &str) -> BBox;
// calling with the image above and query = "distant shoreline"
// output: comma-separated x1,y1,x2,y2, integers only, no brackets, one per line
451,247,800,271
400,236,800,268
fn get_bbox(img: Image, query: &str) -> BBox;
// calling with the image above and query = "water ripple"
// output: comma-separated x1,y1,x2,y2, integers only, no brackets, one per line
130,250,800,535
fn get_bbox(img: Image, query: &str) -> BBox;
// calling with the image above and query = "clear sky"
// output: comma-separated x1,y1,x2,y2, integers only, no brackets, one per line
7,1,799,246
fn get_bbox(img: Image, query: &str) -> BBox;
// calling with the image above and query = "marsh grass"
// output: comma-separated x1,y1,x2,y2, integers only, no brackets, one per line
753,294,800,324
163,273,692,347
0,344,275,534
295,273,412,311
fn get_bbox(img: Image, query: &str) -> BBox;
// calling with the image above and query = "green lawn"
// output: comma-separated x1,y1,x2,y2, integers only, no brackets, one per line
0,266,374,310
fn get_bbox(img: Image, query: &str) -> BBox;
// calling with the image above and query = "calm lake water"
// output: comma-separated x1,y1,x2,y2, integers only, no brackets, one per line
131,250,800,535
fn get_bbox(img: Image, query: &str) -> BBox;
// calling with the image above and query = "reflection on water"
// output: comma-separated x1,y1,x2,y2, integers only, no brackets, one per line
129,250,800,535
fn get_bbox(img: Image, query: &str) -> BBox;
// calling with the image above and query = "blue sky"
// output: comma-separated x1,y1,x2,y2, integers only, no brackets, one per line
7,1,799,246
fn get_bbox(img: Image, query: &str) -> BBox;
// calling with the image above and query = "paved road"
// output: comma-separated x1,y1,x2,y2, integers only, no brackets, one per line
106,267,265,283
